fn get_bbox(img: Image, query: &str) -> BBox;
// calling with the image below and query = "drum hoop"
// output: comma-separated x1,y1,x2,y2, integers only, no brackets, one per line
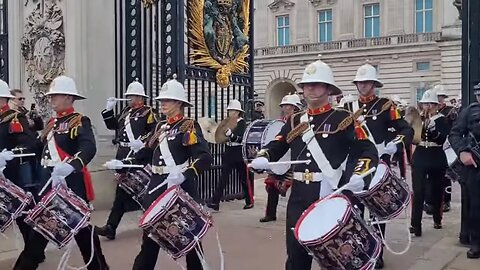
294,194,351,243
139,185,178,226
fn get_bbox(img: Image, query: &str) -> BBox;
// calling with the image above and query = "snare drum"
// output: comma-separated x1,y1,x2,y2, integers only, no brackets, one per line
295,195,382,270
114,165,152,205
355,162,411,221
25,186,91,248
242,119,291,175
139,186,213,259
0,176,33,233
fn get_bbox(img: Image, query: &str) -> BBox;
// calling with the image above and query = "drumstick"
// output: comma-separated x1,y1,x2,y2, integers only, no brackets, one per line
102,163,144,169
114,98,131,101
38,177,53,196
247,160,311,168
148,180,168,195
11,153,36,158
324,167,377,200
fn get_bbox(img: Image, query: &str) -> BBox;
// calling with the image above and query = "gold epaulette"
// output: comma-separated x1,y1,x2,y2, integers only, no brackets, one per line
147,120,167,147
286,122,309,143
0,110,16,124
179,118,195,133
336,114,354,131
289,110,306,130
381,99,394,113
68,113,83,129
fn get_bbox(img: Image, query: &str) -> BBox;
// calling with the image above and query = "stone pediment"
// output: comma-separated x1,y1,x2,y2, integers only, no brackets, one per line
309,0,338,7
268,0,295,11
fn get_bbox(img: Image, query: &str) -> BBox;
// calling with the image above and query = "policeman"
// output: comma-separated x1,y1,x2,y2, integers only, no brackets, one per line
13,76,109,269
0,80,43,258
252,100,265,120
207,100,253,211
260,94,301,223
409,89,449,238
106,77,212,270
449,83,480,259
95,80,157,240
250,60,379,270
345,63,413,269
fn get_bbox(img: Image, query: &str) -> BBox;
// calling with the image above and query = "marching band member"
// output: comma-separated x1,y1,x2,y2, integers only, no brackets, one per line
449,83,480,258
95,80,157,240
0,80,43,259
389,95,408,179
13,76,109,270
260,94,301,223
105,77,212,270
250,60,378,270
410,89,449,238
345,63,413,269
207,100,254,211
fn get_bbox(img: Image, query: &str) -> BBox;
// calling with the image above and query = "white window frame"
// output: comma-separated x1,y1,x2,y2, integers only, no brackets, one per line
276,15,290,46
415,0,433,33
364,3,380,38
318,9,333,42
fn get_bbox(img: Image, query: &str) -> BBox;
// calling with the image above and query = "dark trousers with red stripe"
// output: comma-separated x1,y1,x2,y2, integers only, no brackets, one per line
211,160,253,205
411,164,445,227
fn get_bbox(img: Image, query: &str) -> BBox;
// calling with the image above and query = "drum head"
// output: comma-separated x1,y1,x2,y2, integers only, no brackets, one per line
140,186,177,226
295,196,349,243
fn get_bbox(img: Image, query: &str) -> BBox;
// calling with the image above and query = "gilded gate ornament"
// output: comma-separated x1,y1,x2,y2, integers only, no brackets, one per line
188,0,250,88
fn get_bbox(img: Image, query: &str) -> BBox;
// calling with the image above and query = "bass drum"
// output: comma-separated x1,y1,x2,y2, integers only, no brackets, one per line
242,119,291,175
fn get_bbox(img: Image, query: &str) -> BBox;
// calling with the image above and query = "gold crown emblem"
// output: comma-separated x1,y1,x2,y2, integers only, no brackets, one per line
218,0,233,6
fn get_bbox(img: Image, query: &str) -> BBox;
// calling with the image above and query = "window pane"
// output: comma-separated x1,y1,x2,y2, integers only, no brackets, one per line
365,18,372,37
285,16,289,26
425,10,432,32
278,29,284,46
277,17,282,27
365,5,371,17
373,17,380,37
326,10,332,21
416,0,423,11
416,62,431,71
285,28,290,45
416,12,424,32
425,0,432,10
327,23,332,41
372,4,379,15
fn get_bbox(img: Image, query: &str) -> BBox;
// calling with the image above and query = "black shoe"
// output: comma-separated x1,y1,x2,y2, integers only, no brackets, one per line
443,202,451,212
409,226,422,236
95,225,116,240
434,223,442,229
243,204,254,210
375,257,384,269
467,246,480,259
206,203,219,211
259,216,277,223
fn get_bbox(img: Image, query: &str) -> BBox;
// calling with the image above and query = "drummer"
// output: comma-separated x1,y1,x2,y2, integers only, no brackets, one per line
96,79,157,240
250,60,378,270
260,93,301,223
13,75,109,269
344,63,413,269
207,100,254,211
105,77,212,270
0,80,44,260
410,89,449,237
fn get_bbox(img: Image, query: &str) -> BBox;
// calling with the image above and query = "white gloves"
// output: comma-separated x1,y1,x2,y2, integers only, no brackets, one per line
105,97,117,111
166,172,186,188
0,156,6,169
105,159,124,170
384,141,397,155
129,139,144,153
52,176,67,188
225,128,233,137
427,120,436,131
345,174,365,193
250,157,269,171
51,163,75,179
0,149,14,165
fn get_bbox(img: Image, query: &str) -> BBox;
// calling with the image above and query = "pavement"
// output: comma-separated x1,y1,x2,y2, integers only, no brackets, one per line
1,166,480,270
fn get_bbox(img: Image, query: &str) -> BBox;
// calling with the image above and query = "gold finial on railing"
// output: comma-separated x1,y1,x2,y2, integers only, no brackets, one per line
142,0,158,8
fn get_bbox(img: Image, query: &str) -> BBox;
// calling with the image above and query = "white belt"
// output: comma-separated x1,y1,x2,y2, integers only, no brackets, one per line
418,141,441,147
151,161,188,175
293,172,324,183
227,142,242,146
118,142,130,147
41,159,58,168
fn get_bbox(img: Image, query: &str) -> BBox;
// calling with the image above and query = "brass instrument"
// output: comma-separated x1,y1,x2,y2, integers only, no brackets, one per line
214,116,238,143
197,117,219,144
404,106,423,144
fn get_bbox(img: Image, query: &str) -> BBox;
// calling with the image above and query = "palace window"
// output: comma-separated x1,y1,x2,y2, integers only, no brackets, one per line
318,9,333,42
364,3,380,38
276,15,290,46
415,0,433,33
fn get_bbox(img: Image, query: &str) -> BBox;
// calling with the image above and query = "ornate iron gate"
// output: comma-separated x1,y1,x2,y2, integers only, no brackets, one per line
115,0,255,202
0,0,8,82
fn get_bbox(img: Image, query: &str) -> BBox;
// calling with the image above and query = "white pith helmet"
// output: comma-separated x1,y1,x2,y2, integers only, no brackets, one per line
125,79,149,98
353,64,383,88
419,89,439,104
339,94,357,107
46,75,86,100
391,94,405,105
0,79,15,99
226,99,244,112
155,76,193,107
279,94,302,109
298,60,341,96
432,84,448,97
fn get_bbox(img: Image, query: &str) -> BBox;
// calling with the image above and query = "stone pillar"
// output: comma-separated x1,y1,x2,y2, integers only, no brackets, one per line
441,0,462,39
